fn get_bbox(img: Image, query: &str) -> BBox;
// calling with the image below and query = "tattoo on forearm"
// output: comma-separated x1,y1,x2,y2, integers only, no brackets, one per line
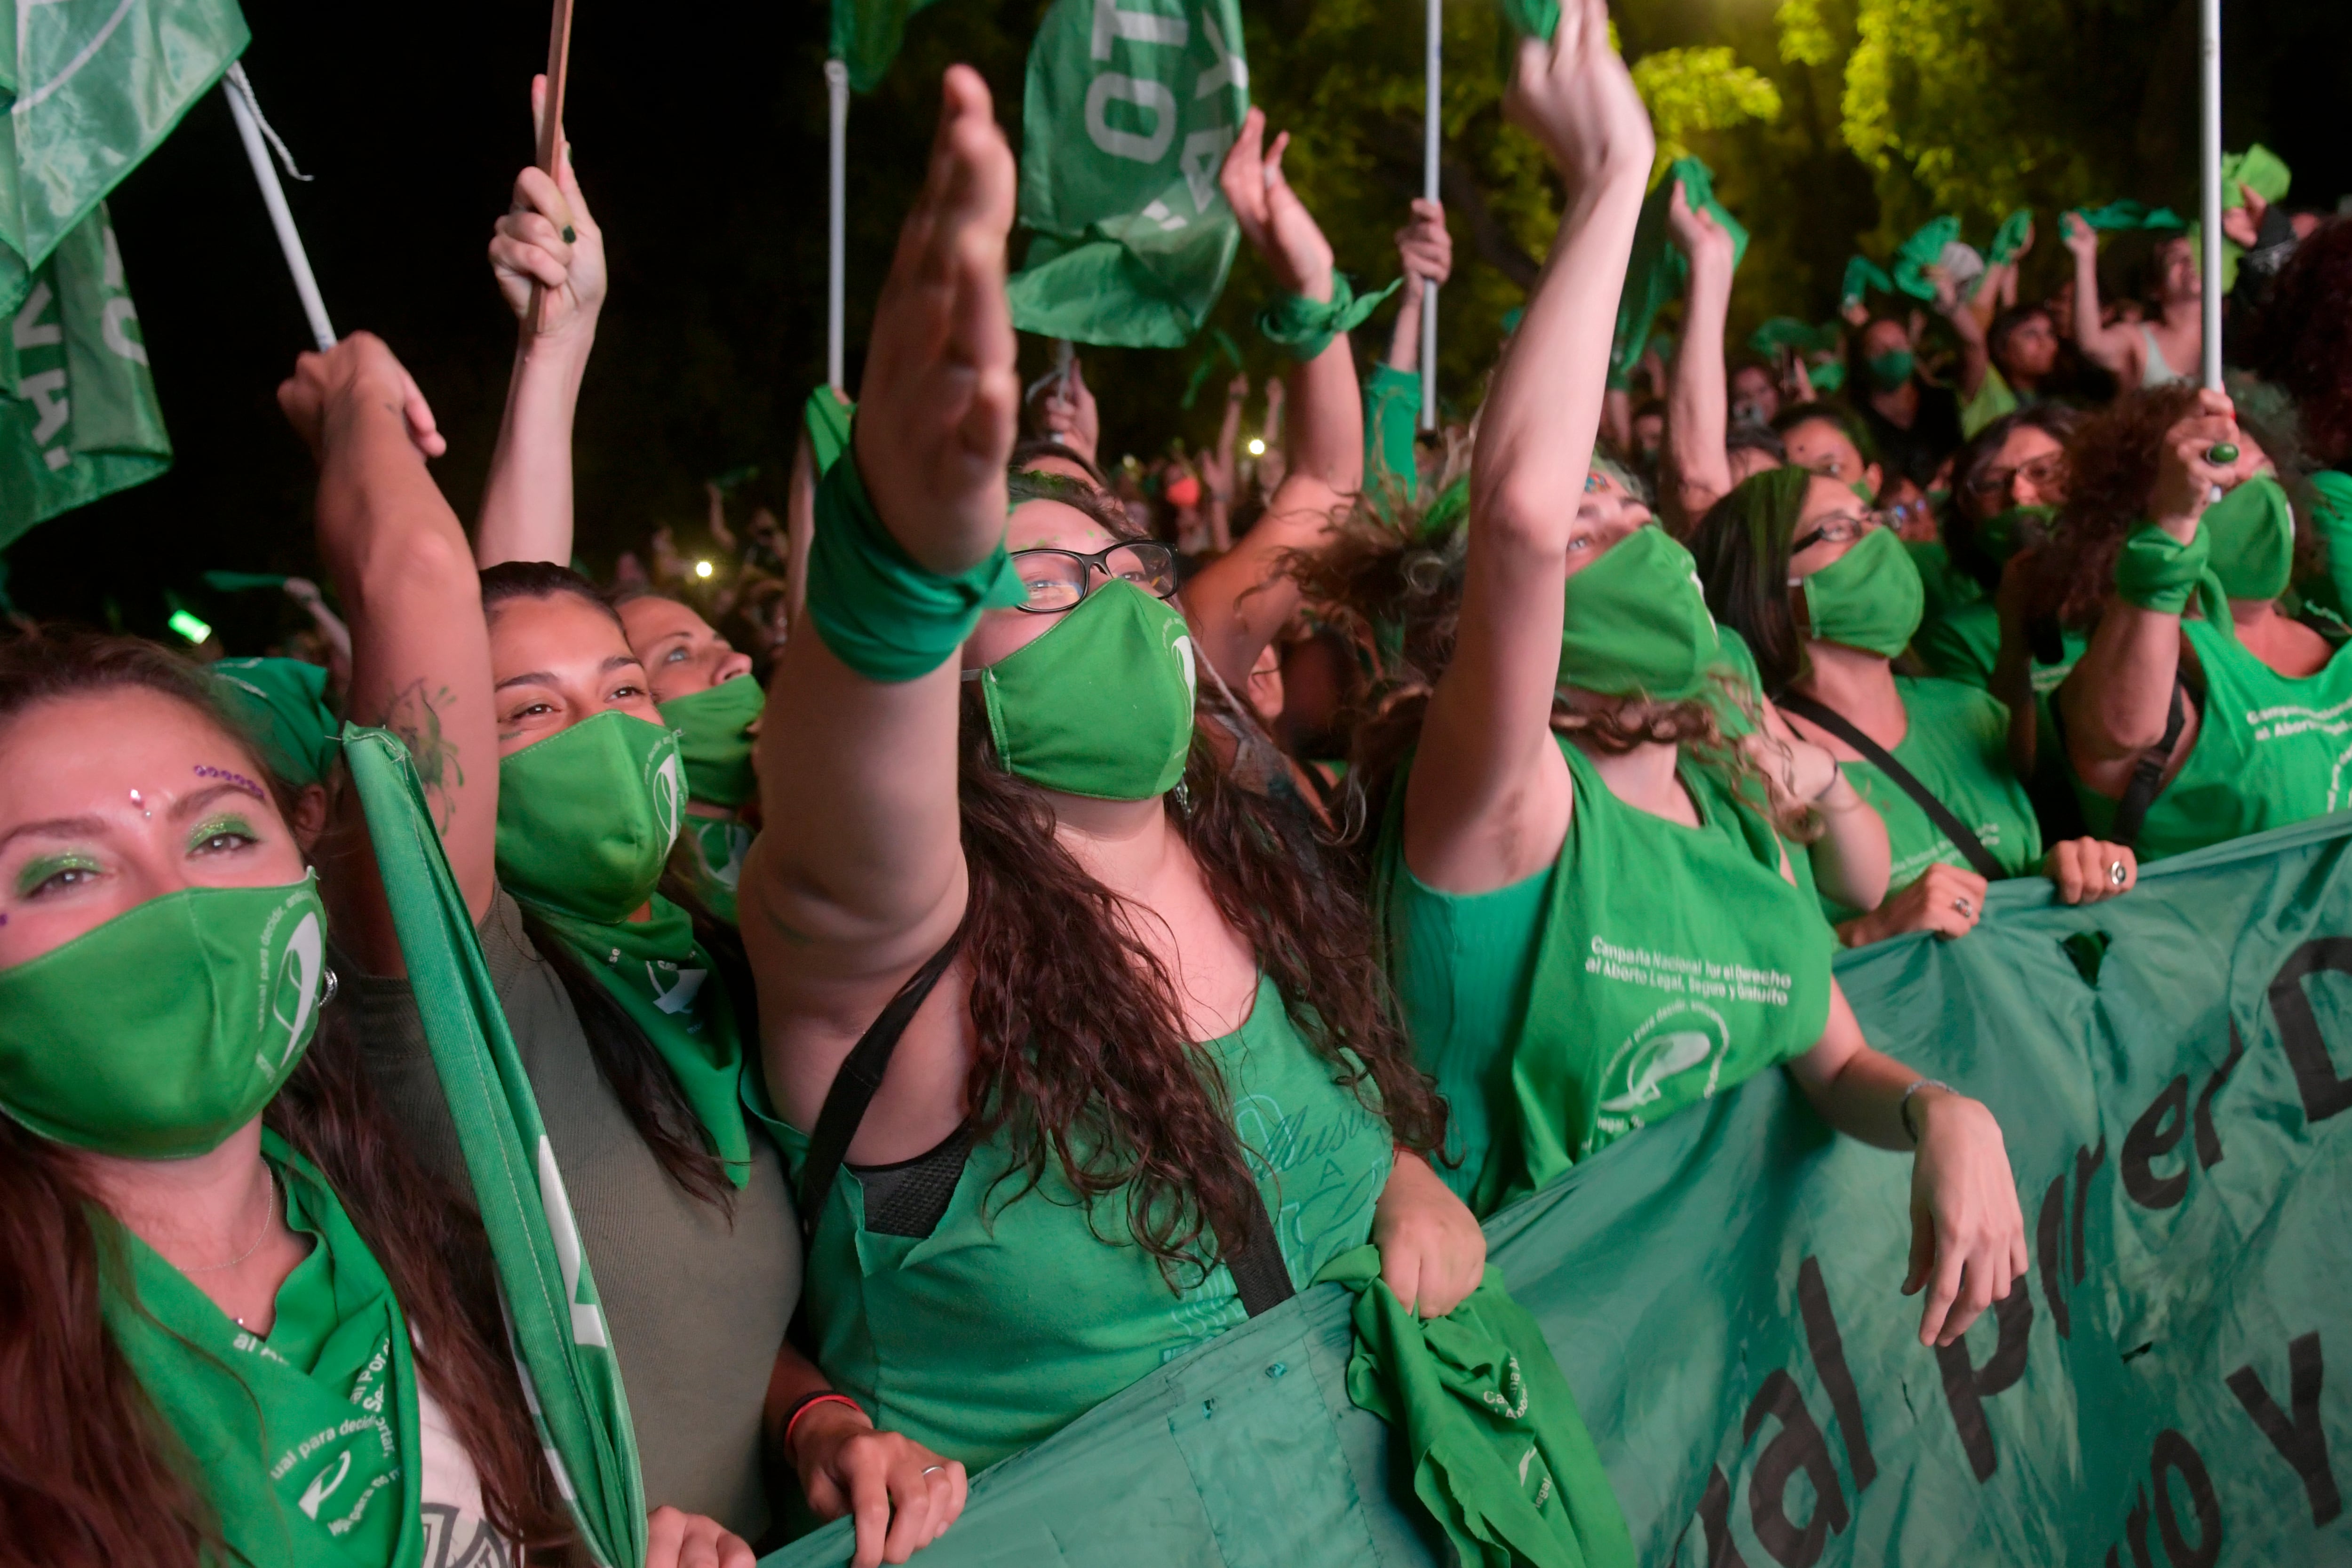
374,678,465,833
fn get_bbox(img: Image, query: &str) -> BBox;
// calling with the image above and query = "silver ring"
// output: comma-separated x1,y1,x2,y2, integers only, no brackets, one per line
2107,861,2128,887
922,1465,945,1476
1952,897,1974,917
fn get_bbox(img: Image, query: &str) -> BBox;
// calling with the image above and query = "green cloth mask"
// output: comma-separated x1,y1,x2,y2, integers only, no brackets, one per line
1557,525,1723,701
0,876,328,1158
1800,526,1924,658
496,710,684,924
1977,504,2056,566
2204,475,2295,601
101,1131,423,1568
660,675,765,809
978,580,1197,800
212,657,341,788
1867,349,1915,392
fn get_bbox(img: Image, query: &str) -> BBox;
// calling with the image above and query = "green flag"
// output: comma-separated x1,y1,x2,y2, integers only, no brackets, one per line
1,0,247,313
1610,157,1747,388
830,0,949,93
763,812,2352,1567
0,203,170,549
1005,0,1250,348
343,729,649,1568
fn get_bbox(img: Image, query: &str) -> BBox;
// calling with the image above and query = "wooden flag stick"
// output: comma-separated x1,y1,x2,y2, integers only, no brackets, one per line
530,0,577,334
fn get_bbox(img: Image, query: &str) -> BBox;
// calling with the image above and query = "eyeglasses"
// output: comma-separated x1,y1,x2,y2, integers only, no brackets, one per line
1789,513,1888,554
1965,454,2067,500
1007,542,1180,613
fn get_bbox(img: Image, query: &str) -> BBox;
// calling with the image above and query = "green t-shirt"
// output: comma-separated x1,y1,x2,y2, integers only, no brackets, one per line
2074,616,2352,860
1959,364,2020,440
1817,677,2043,924
1915,601,2085,695
1907,541,1985,629
781,972,1393,1473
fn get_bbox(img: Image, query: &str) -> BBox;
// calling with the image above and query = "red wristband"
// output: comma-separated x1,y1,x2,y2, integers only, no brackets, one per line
782,1392,865,1465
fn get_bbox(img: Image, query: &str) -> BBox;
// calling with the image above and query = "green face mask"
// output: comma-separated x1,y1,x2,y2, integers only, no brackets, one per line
497,710,684,923
1557,525,1723,701
1799,525,1924,657
1977,504,2057,566
2203,474,2295,601
1867,349,1915,392
977,580,1197,801
0,876,329,1158
659,674,764,809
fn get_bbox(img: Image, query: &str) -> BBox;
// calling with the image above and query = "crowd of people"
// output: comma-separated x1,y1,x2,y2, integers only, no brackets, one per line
8,6,2352,1564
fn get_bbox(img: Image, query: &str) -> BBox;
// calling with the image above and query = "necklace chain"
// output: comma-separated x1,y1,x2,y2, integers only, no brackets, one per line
183,1166,278,1274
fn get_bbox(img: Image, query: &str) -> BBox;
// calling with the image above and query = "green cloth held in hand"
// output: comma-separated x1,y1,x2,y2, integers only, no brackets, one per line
2222,144,2292,208
1612,158,1748,387
1987,210,2033,266
210,657,341,788
1808,359,1848,394
1748,317,1838,358
1492,0,1558,42
1841,255,1893,311
1318,1246,1637,1568
1892,215,1961,301
1256,274,1404,361
803,385,853,478
2073,201,2186,233
804,440,1026,683
2114,521,2229,633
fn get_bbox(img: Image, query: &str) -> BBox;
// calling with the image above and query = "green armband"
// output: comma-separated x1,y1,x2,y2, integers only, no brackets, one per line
2113,522,2215,615
805,440,1025,683
1256,274,1404,362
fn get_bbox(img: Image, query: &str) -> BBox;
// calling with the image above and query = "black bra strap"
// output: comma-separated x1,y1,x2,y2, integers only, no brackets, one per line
1777,692,2006,881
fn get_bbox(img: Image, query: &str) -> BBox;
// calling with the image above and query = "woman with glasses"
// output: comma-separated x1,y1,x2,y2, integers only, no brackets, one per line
1691,467,2139,947
1916,406,2088,695
734,79,1478,1477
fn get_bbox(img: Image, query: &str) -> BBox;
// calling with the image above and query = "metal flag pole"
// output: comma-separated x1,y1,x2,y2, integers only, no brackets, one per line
221,63,334,352
2198,0,2223,390
827,59,850,393
1419,0,1441,431
530,0,577,335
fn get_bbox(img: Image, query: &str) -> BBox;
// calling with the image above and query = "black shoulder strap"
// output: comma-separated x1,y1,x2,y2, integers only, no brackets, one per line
2109,680,2192,850
795,929,1296,1319
1776,692,2006,881
798,931,966,1242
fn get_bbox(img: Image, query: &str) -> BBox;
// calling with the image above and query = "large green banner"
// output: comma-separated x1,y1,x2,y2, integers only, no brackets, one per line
763,813,2352,1566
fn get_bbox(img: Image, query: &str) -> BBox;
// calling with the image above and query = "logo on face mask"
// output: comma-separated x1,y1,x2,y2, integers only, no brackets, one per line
260,904,324,1076
1172,633,1198,698
649,746,685,848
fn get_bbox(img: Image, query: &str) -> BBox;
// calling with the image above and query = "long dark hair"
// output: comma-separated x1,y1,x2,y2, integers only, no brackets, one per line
481,561,749,1210
2247,217,2352,468
1688,466,1813,695
965,475,1446,1284
0,629,572,1568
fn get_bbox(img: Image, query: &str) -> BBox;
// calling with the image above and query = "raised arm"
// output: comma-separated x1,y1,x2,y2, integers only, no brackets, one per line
2061,212,2138,380
1663,181,1737,528
1200,374,1247,554
1404,0,1653,892
740,68,1017,1106
475,76,608,568
1937,267,1991,402
283,334,500,962
1181,110,1359,692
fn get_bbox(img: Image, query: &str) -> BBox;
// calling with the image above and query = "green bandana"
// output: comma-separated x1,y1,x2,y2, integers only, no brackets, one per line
1613,158,1749,388
660,675,765,810
1256,273,1404,362
2204,475,2295,602
1841,256,1893,312
2114,522,2229,632
977,580,1198,800
1986,210,2033,267
1748,317,1840,358
0,876,328,1159
101,1133,422,1568
1977,504,2056,566
1891,215,1960,301
495,711,684,925
804,385,853,478
2074,200,2187,234
1866,349,1915,392
212,658,342,789
1799,526,1924,658
1557,525,1722,701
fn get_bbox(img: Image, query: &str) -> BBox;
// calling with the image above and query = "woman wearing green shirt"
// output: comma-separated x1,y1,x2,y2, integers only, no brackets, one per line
1689,467,2138,946
1355,6,2025,1351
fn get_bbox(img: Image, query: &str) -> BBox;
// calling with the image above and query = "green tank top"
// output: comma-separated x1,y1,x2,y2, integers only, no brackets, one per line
1819,676,2042,923
2074,615,2352,860
779,972,1392,1472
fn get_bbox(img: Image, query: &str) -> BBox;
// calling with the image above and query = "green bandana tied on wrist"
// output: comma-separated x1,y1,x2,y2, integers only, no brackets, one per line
660,675,765,810
102,1132,424,1568
1256,273,1404,362
806,441,1026,683
977,579,1199,801
0,875,328,1159
212,657,342,789
497,711,753,1186
1799,526,1925,658
1557,525,1723,702
2114,521,2230,634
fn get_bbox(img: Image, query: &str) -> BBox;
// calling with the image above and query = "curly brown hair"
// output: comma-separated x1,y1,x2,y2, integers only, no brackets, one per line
2022,386,2320,630
951,477,1446,1287
2247,217,2352,468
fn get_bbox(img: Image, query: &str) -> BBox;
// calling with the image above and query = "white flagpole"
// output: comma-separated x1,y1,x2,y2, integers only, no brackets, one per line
1419,0,1441,431
827,59,850,393
2198,0,2222,390
222,64,334,352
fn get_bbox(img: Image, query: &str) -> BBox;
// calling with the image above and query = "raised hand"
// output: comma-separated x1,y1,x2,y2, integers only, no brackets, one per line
856,65,1020,575
2150,390,2262,537
2060,211,2099,264
277,332,445,463
1218,108,1335,300
490,74,607,341
1504,0,1654,193
2222,184,2269,251
1664,180,1730,266
1037,356,1100,464
1396,197,1453,287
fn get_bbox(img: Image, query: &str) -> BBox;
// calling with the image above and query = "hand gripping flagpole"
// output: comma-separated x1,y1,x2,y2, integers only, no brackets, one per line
827,59,850,393
221,63,334,352
1419,0,1441,432
2197,0,2223,391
